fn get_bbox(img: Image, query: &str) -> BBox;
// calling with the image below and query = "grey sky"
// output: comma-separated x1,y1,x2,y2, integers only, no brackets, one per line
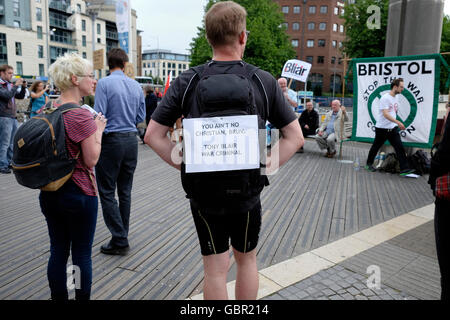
132,0,450,56
133,0,208,55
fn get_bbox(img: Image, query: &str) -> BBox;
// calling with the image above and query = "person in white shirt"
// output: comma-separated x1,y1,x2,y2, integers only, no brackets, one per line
278,77,297,111
365,78,414,175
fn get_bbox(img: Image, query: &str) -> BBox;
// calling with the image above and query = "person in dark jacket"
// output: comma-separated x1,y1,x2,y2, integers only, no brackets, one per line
144,85,158,125
0,64,26,174
429,103,450,301
297,101,319,152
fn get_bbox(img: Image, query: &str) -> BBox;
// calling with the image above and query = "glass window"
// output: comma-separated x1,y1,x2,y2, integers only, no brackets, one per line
307,40,314,48
292,23,300,31
317,56,324,64
339,42,343,48
319,23,326,30
13,0,20,17
36,8,42,21
39,64,45,77
82,35,86,47
334,7,339,15
308,22,315,30
332,40,337,48
282,6,289,14
14,21,21,28
82,20,86,31
341,9,345,16
51,29,72,44
333,24,338,32
318,39,326,47
97,23,101,35
97,38,101,43
0,33,7,65
38,45,44,58
77,4,81,13
82,52,87,59
320,6,327,14
37,26,43,39
16,62,23,75
309,6,316,14
16,42,22,56
293,6,300,14
331,56,336,64
291,39,299,47
306,56,313,64
340,25,344,33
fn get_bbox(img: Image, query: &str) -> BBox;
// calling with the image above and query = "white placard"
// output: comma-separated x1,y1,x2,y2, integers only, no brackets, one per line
183,115,260,173
281,59,312,82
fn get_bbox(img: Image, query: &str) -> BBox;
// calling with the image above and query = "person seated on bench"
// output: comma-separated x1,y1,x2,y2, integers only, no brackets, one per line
315,100,348,158
297,101,319,153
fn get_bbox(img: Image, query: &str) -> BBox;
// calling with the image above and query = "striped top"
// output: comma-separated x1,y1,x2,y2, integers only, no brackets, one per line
60,106,98,196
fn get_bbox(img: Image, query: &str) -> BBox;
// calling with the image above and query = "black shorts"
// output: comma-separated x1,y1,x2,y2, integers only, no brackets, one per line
189,199,262,256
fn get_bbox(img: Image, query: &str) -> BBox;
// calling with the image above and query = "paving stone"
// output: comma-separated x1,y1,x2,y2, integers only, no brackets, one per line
338,270,352,278
329,295,344,300
322,288,335,297
329,283,342,292
317,296,328,300
334,265,345,272
361,289,375,297
346,277,358,284
337,289,346,295
306,287,317,295
379,294,394,300
337,280,352,289
310,274,323,282
355,295,369,300
322,279,336,286
368,296,381,300
314,283,327,291
353,282,367,290
301,279,314,286
341,293,354,300
295,291,309,300
347,287,361,296
329,274,342,282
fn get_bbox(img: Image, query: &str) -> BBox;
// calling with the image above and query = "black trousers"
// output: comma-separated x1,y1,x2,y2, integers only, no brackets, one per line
435,198,450,300
366,127,409,171
96,132,138,247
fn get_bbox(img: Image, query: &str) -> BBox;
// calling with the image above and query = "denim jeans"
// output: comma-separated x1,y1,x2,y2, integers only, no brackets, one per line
0,116,18,169
39,180,98,300
435,198,450,300
96,133,138,247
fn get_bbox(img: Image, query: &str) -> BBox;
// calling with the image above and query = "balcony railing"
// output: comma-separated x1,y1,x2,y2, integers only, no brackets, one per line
49,0,71,13
106,30,118,40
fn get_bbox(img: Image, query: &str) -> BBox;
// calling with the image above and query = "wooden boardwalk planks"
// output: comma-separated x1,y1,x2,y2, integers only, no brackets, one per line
0,139,434,300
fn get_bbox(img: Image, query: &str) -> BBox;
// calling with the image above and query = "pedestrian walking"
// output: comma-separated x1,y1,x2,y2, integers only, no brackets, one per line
144,1,303,300
365,78,415,175
40,53,107,300
94,48,146,256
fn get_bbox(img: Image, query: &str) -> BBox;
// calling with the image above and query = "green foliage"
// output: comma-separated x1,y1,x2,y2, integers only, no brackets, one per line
342,0,389,59
440,15,450,94
189,0,295,77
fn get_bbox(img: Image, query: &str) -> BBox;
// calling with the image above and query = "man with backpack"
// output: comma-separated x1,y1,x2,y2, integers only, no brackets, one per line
144,1,303,300
365,78,415,176
0,64,26,174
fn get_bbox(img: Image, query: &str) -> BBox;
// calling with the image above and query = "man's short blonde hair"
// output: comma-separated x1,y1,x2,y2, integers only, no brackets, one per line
205,1,247,47
48,53,92,91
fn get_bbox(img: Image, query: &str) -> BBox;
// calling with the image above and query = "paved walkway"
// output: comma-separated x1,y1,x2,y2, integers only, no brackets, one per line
0,138,438,300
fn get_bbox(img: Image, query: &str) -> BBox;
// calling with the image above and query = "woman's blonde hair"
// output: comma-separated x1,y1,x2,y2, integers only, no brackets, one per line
48,53,92,91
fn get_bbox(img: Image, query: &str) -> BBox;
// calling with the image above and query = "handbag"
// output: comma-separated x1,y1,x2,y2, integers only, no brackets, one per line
436,173,450,200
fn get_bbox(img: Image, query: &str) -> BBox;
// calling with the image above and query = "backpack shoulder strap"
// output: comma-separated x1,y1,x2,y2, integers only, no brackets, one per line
57,103,81,113
181,64,207,114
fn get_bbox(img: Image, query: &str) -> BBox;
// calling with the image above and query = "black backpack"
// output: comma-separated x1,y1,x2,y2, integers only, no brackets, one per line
407,150,431,175
380,153,400,173
180,62,269,202
12,103,80,191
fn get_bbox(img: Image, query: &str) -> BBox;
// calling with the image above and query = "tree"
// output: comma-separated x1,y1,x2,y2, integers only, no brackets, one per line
342,0,389,59
189,0,295,77
440,15,450,94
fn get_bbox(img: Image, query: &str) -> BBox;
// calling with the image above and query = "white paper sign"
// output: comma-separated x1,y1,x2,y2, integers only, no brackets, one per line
281,59,312,82
183,115,260,173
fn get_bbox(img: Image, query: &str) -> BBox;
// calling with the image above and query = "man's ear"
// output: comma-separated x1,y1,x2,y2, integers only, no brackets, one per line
238,30,246,45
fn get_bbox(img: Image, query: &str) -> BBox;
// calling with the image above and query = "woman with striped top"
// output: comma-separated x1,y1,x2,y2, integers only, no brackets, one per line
40,53,107,300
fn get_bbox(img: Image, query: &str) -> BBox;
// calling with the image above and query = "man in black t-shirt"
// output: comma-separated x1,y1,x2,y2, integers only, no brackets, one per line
144,1,303,300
